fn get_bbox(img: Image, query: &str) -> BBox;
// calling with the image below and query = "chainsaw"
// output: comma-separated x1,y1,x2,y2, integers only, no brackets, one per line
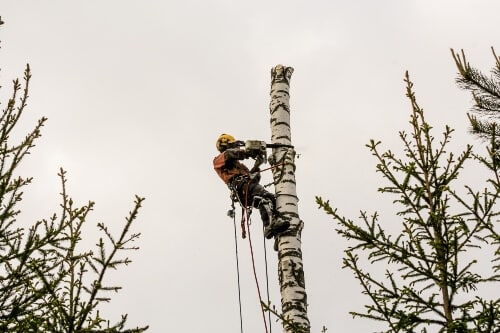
229,140,294,169
230,140,293,155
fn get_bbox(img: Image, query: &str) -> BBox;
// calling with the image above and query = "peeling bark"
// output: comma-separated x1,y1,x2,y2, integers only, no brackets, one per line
269,65,310,332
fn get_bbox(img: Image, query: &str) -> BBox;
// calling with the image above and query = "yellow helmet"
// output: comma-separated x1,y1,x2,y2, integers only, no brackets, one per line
216,133,236,152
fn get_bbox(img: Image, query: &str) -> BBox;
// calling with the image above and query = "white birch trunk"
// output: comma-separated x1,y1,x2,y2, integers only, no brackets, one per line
269,65,310,333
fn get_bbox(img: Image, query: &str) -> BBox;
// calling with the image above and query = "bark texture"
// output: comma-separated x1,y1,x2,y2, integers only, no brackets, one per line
269,65,310,332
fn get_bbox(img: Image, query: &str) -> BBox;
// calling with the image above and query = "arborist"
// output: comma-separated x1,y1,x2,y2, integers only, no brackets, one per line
213,133,290,240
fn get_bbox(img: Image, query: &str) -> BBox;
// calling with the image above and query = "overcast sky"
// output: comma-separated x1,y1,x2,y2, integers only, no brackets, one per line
2,1,499,332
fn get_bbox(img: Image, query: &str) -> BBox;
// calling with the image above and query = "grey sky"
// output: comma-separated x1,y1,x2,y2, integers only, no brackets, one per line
2,1,499,331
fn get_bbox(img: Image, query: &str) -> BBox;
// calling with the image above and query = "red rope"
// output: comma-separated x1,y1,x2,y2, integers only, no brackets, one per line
235,161,285,332
240,210,246,239
244,182,269,333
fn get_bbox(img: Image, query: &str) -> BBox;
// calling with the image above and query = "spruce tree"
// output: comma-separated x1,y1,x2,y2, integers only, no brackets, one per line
452,47,500,140
317,72,500,332
0,16,148,332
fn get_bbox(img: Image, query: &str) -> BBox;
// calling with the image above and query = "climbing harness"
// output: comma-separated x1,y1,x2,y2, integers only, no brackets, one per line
228,175,252,238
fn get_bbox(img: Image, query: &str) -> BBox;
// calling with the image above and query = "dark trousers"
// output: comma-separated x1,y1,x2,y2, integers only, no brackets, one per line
231,177,276,226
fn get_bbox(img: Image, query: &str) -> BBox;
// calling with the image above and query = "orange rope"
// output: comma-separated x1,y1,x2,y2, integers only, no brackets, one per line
234,161,283,332
240,210,246,239
244,182,269,333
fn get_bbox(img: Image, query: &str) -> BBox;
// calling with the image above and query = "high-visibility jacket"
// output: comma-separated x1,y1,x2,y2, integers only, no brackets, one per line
213,148,249,184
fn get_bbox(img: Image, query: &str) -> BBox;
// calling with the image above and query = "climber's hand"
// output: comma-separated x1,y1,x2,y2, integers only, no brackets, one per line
250,166,260,173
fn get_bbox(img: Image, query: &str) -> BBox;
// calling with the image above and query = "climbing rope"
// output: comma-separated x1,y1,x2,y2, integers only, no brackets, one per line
230,185,271,333
231,200,244,333
261,151,291,188
244,181,270,333
262,222,272,333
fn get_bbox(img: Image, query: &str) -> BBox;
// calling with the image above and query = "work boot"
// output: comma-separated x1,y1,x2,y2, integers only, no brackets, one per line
256,196,273,225
264,218,290,239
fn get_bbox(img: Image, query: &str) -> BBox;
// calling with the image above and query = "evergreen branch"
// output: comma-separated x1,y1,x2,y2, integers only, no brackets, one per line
452,48,500,139
75,196,145,331
0,36,148,331
319,70,499,331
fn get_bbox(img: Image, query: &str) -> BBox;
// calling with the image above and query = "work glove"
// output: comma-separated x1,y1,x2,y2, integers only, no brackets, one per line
253,154,265,168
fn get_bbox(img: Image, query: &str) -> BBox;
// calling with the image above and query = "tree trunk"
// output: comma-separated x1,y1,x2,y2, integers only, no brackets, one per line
269,65,310,333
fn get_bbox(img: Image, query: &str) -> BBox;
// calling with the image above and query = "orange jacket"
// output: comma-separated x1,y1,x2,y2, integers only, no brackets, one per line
213,149,250,184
